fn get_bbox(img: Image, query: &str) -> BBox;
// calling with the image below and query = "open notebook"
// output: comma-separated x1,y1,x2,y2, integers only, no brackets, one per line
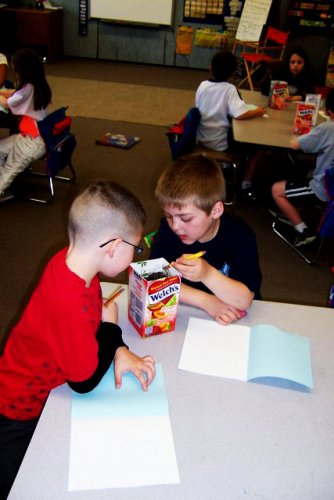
179,318,313,391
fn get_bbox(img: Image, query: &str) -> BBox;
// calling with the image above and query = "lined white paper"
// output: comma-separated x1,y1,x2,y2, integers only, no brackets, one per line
178,317,250,380
68,364,179,490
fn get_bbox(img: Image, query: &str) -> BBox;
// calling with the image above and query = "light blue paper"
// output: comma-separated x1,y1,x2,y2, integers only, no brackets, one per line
247,324,313,389
71,363,169,419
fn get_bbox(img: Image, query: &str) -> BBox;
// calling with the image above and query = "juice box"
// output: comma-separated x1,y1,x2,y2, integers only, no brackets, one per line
305,94,322,126
268,80,289,109
128,258,182,337
292,102,315,135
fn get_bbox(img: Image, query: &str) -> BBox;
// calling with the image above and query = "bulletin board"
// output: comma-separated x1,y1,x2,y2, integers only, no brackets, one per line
235,0,273,41
288,0,334,30
90,0,175,26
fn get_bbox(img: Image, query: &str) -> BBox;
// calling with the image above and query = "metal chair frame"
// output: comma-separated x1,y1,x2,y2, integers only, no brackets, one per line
28,159,76,204
26,107,76,204
239,27,289,91
194,145,241,210
272,218,325,265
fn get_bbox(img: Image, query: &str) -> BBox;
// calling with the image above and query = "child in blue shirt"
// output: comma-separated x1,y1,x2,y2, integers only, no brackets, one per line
271,88,334,247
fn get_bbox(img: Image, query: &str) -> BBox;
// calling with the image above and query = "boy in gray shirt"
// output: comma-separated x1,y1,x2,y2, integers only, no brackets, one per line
271,88,334,246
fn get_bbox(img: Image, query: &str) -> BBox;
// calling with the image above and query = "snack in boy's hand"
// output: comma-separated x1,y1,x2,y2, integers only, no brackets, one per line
268,80,289,109
292,102,315,135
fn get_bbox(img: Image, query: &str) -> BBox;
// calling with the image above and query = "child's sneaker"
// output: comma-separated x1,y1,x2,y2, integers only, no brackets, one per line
293,228,317,247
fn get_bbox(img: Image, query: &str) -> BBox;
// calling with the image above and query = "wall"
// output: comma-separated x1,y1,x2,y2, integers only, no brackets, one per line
20,0,332,81
53,0,219,69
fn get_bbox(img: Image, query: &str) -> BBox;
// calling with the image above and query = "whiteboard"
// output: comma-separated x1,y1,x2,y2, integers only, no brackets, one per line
90,0,175,26
236,0,273,42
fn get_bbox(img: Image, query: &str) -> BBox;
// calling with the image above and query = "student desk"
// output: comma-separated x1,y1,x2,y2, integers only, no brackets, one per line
9,284,334,500
233,90,315,149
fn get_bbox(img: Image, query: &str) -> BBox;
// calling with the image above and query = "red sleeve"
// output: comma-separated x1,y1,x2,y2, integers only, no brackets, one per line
48,280,102,381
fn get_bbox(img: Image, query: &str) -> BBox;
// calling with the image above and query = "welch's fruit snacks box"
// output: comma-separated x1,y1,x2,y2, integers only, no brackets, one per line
268,80,289,109
305,94,322,126
292,102,315,135
128,258,181,337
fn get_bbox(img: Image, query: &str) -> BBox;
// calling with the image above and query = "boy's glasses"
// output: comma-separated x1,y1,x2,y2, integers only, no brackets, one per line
99,238,144,255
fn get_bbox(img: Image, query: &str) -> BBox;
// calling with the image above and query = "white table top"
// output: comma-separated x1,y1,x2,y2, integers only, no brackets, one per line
9,283,334,500
233,90,322,149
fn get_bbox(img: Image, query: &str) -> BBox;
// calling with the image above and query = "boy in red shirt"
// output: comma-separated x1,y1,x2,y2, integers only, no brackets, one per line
0,179,156,499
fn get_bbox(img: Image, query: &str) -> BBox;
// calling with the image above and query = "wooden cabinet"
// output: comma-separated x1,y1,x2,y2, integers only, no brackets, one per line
0,7,63,61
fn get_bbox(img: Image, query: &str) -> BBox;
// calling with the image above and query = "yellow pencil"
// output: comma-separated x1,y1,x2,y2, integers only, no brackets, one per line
184,251,206,260
104,285,125,305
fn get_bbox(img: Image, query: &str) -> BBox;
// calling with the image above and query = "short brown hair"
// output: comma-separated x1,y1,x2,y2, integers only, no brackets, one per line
155,153,226,214
68,179,145,247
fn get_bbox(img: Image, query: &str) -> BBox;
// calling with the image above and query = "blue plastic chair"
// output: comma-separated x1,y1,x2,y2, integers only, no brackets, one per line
27,107,76,203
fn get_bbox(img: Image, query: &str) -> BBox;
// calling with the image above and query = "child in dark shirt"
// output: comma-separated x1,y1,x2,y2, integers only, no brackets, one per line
0,179,156,499
261,46,315,102
150,153,262,325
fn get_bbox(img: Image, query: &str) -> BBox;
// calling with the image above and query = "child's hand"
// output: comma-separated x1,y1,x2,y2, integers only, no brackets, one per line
114,347,156,391
203,295,246,325
172,254,209,282
257,106,266,116
102,301,118,323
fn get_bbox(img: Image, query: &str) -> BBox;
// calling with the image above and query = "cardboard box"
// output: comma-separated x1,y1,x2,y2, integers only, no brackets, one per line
128,258,181,337
305,94,322,126
292,103,315,135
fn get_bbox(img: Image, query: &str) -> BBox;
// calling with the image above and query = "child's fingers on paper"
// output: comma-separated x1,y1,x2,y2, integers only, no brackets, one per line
114,370,123,389
135,370,149,391
142,357,156,384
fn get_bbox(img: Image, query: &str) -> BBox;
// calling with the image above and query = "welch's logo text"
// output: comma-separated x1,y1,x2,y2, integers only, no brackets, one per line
148,284,180,304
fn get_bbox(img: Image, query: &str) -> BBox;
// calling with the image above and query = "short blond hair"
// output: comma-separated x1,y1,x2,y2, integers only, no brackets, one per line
68,179,145,247
155,153,226,214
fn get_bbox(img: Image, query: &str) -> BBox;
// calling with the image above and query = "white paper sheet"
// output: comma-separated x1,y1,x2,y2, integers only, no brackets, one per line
178,317,250,381
68,364,180,491
178,317,313,390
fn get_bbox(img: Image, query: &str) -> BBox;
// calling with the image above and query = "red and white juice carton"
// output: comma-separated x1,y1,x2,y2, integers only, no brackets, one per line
305,94,322,126
292,102,315,135
128,258,182,338
268,80,289,109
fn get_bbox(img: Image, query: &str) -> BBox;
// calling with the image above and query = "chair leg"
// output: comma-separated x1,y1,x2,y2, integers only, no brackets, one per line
220,160,239,212
25,160,76,203
272,220,324,265
243,60,255,91
25,176,55,204
54,162,76,182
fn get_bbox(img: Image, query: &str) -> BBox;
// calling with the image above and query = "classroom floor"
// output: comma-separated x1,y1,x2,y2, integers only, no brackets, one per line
1,57,333,352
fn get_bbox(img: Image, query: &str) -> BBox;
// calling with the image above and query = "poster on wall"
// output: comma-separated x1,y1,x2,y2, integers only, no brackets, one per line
235,0,273,41
183,0,224,24
183,0,244,36
176,26,194,54
79,0,88,36
288,0,334,30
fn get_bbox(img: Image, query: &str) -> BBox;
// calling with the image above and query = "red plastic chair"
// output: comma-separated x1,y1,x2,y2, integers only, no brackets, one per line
240,27,289,90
